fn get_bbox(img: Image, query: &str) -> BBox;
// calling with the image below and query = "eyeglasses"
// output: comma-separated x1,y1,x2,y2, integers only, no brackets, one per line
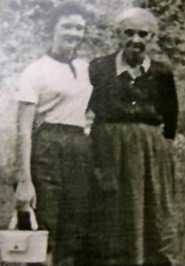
124,29,149,38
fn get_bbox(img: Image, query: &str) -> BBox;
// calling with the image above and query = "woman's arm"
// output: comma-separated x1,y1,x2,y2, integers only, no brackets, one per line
160,70,178,139
16,101,37,208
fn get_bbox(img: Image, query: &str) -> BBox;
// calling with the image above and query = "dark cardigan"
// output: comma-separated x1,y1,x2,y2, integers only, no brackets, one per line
88,53,178,139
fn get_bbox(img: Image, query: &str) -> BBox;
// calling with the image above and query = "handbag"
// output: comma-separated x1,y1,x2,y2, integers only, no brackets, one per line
0,207,48,263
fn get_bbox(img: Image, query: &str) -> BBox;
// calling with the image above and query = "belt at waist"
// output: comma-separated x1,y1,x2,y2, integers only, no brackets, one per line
36,122,84,134
94,117,163,126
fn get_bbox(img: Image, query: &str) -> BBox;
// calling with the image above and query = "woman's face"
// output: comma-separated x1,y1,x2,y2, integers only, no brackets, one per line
52,14,86,55
118,18,154,65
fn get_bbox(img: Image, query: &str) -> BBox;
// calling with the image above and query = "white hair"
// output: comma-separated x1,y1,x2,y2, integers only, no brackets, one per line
115,7,158,34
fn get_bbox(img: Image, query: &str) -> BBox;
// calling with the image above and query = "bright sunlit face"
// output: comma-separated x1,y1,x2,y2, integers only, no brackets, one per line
52,14,86,56
117,17,154,66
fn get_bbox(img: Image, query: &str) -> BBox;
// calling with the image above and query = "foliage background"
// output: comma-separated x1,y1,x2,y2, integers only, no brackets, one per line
0,0,185,263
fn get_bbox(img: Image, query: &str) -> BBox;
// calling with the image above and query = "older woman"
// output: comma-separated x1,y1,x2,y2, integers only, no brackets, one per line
88,7,178,266
15,2,94,266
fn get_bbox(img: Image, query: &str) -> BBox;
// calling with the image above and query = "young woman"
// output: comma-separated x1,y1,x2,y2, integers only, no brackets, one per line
15,2,94,266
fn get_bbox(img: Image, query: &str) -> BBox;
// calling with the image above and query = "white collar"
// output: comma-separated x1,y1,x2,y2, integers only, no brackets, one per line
115,50,151,78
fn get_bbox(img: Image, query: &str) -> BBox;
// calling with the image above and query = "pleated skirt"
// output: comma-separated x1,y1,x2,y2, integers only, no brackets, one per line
89,123,177,266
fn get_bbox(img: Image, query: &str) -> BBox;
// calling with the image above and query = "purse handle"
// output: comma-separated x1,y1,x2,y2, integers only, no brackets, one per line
8,206,38,231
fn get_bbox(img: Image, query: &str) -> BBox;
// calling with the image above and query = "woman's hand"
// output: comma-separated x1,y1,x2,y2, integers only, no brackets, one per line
15,179,37,209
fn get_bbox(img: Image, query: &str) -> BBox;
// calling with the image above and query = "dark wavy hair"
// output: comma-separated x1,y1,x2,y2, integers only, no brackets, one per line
48,1,95,33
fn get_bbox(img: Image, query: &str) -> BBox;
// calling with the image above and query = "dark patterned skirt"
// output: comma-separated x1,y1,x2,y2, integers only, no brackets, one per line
31,123,93,266
89,122,177,266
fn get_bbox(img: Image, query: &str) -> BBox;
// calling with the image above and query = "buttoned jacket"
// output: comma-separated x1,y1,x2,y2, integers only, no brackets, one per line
88,52,178,139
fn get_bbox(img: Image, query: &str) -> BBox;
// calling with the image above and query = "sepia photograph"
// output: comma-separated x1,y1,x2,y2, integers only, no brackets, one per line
0,1,185,266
